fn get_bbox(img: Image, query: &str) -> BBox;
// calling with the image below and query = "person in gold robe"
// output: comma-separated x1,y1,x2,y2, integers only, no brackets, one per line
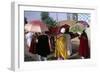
54,27,69,60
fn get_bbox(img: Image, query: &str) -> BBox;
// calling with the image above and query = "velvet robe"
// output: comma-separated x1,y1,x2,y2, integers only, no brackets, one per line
78,31,90,58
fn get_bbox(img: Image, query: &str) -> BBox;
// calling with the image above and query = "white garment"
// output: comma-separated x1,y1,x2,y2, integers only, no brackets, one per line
85,27,90,41
25,32,33,47
85,27,90,47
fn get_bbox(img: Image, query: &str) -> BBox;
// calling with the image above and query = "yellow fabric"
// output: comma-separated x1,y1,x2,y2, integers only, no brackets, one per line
55,34,68,59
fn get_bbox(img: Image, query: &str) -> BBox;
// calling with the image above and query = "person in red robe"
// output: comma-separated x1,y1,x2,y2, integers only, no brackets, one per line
29,33,37,54
78,30,90,59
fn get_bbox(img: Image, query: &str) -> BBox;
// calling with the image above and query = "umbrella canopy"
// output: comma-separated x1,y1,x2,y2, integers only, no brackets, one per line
43,20,76,35
25,23,41,32
76,21,89,27
69,22,85,33
25,20,49,32
69,21,89,33
57,20,77,27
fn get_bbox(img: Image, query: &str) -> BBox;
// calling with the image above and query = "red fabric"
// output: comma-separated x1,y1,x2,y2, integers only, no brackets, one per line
60,24,70,29
49,27,59,35
29,37,37,54
78,36,90,58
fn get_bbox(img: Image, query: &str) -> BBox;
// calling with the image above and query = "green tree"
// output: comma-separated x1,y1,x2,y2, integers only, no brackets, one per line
41,12,57,27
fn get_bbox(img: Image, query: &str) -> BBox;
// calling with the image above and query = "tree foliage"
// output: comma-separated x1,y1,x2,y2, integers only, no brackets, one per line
41,12,57,27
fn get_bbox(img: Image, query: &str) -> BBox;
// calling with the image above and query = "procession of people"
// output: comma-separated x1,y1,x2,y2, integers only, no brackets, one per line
24,20,90,61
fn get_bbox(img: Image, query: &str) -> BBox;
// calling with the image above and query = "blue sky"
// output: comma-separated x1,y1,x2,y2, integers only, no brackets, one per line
49,12,68,21
24,11,90,24
24,11,41,22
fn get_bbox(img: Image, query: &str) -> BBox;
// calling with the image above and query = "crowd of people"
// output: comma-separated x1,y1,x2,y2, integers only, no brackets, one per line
24,22,90,61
